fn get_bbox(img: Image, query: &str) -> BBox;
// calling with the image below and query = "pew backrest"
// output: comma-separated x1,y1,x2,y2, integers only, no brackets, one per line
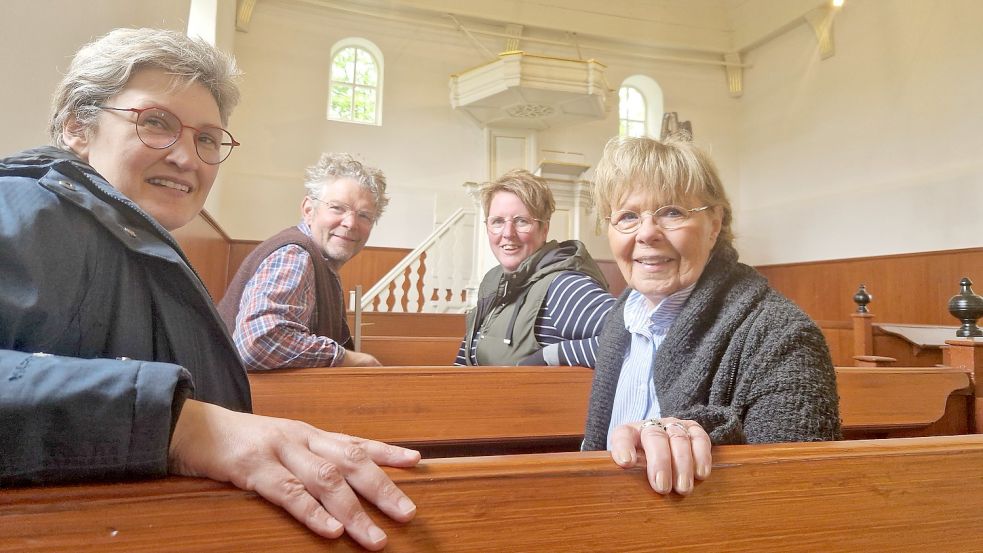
5,436,983,551
249,365,976,455
248,366,594,456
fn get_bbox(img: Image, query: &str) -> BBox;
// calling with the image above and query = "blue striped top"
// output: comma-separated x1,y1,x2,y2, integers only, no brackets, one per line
454,271,616,367
606,285,694,449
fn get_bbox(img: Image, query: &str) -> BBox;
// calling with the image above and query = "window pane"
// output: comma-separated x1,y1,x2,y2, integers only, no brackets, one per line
329,84,353,120
618,87,630,119
626,88,645,120
353,87,376,123
627,121,645,137
354,49,378,86
331,48,356,83
619,119,628,137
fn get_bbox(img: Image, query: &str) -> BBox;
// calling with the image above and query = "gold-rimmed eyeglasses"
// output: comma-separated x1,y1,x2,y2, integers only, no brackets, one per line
311,198,378,226
484,215,542,235
99,106,239,165
605,205,711,234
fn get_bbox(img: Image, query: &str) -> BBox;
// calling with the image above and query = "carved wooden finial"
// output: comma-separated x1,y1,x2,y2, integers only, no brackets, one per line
853,284,872,314
948,277,983,338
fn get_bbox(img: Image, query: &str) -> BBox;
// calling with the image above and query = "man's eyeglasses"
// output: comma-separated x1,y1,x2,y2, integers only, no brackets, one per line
484,215,542,235
312,198,378,226
99,106,239,165
605,205,711,234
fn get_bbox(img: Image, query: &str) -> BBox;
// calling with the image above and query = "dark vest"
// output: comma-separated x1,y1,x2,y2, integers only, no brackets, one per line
218,227,352,349
463,240,608,366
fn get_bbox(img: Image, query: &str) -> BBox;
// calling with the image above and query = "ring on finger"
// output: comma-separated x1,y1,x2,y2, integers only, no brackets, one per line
665,422,691,438
639,419,666,432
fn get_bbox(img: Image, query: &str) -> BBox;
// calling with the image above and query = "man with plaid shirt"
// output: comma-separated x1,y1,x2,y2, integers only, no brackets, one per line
219,153,387,370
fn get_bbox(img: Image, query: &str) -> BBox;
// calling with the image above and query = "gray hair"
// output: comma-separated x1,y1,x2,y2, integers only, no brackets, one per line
50,28,241,148
479,169,556,223
304,153,389,218
592,134,734,248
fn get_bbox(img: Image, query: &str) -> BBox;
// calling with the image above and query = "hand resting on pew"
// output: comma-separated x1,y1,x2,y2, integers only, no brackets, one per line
169,400,420,550
609,417,712,495
337,349,384,367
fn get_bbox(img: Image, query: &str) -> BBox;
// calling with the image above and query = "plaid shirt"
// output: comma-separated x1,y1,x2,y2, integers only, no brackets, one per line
231,222,345,370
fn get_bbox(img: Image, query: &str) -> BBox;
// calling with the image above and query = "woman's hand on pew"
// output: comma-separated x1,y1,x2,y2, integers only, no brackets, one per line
167,399,421,551
609,417,712,496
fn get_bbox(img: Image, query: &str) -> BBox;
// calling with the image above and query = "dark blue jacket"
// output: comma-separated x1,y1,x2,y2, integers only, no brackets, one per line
0,147,251,485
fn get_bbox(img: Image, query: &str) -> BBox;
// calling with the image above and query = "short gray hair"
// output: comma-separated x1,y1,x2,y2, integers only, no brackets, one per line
592,134,734,248
50,28,241,148
304,153,389,218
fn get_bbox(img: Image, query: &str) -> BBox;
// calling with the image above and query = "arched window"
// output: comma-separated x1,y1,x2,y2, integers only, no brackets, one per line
619,86,646,137
328,38,383,125
618,75,664,138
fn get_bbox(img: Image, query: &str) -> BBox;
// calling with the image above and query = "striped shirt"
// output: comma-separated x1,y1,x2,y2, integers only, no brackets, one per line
232,222,346,370
454,271,616,367
606,285,694,449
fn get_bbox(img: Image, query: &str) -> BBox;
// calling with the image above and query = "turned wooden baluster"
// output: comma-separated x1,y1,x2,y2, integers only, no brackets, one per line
851,284,896,367
946,277,983,432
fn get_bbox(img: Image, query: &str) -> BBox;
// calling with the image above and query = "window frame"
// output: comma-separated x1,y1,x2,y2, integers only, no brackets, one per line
327,38,384,126
617,75,664,138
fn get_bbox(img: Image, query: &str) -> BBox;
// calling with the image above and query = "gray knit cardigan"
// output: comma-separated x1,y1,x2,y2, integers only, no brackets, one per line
582,243,841,449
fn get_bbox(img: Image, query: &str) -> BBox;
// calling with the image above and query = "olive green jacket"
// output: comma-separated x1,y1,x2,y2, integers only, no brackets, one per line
463,240,607,366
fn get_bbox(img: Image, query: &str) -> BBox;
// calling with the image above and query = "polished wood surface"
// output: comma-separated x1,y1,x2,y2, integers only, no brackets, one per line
596,258,627,296
349,312,465,338
755,247,982,325
817,319,947,367
248,364,977,458
5,436,983,552
836,366,972,438
359,336,461,366
174,212,411,304
170,210,232,300
248,366,594,456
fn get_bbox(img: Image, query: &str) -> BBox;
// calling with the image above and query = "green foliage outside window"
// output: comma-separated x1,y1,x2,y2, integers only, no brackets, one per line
329,46,380,124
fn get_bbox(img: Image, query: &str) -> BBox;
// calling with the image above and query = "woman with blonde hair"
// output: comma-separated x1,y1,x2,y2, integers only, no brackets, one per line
455,168,616,367
584,135,840,496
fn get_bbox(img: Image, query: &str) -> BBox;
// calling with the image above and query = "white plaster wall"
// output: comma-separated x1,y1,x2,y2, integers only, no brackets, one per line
736,0,983,265
0,0,192,157
214,0,488,247
218,0,741,262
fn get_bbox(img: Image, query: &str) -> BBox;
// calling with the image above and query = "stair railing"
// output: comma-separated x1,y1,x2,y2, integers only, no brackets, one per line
360,207,477,313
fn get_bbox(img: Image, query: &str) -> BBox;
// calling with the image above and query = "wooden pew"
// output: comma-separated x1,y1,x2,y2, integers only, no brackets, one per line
249,364,978,457
358,336,461,366
249,366,593,457
837,366,973,438
5,435,983,551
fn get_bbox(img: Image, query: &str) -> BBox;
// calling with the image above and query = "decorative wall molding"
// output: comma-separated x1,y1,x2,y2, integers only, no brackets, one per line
236,0,258,32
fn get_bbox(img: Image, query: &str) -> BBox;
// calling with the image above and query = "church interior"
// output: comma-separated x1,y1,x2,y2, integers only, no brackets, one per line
3,0,983,550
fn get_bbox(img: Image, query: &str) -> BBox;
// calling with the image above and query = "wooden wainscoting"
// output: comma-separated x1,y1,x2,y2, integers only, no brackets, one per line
170,210,233,300
755,247,982,325
173,211,411,304
175,211,980,329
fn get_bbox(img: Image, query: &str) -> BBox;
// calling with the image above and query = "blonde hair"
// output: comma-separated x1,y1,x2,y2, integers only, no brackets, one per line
50,28,241,148
592,135,734,247
479,169,556,222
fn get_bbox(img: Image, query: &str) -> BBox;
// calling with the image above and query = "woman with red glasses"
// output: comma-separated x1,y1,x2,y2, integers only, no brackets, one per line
0,28,416,551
